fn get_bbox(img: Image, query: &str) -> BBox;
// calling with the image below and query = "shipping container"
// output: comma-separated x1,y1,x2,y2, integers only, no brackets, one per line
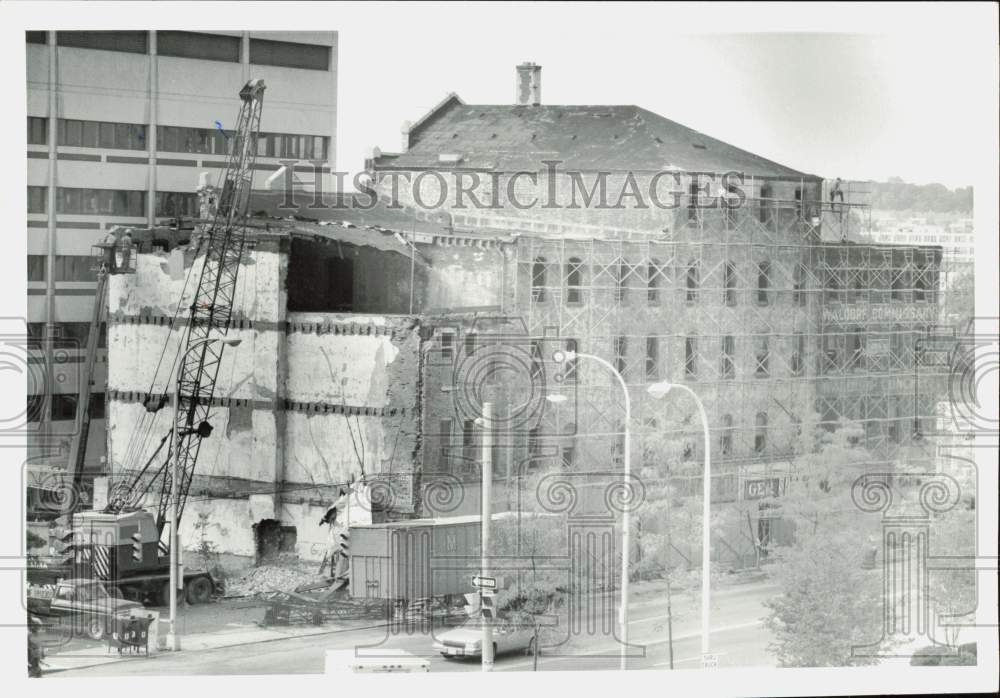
350,513,531,601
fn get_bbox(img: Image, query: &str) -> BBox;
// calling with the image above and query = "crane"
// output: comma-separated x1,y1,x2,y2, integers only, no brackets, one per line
47,80,266,605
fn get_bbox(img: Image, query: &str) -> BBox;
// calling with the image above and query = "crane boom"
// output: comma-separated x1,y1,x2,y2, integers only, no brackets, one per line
115,80,265,539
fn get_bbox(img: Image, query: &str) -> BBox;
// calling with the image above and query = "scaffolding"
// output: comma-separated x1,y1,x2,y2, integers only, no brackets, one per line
507,182,965,495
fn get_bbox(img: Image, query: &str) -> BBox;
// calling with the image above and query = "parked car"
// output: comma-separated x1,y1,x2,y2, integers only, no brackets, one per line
432,617,538,659
28,578,145,641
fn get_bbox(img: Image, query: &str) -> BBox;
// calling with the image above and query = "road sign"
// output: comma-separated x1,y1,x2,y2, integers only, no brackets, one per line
701,653,719,669
472,575,497,590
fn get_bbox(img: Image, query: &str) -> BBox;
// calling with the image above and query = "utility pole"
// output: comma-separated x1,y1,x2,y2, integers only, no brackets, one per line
481,401,494,672
665,486,675,669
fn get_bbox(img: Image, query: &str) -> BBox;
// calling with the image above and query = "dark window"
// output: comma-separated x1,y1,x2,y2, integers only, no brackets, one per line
685,336,697,380
566,257,583,304
724,184,739,228
615,259,628,302
614,336,627,376
645,337,659,380
50,394,78,422
823,334,842,374
28,186,47,214
439,418,453,463
724,261,737,306
462,419,476,462
57,187,144,216
528,427,541,463
848,327,865,370
891,265,908,301
793,263,806,306
719,414,734,456
57,31,148,54
563,339,578,382
531,257,547,301
464,333,477,357
687,181,699,222
685,261,699,302
26,31,47,45
794,187,803,219
914,263,929,302
27,323,45,349
791,333,805,376
754,335,770,377
157,31,240,62
758,184,773,225
250,38,330,71
721,335,735,379
26,394,45,423
28,255,46,282
27,116,47,145
54,255,92,282
825,266,844,303
52,322,90,349
756,261,770,305
155,191,199,218
440,332,454,361
647,259,661,304
754,412,768,454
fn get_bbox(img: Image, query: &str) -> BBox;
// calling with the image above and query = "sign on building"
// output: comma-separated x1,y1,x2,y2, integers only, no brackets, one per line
744,478,781,500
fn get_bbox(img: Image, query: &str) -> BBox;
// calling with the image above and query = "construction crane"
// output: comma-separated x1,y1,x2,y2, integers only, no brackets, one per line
44,80,266,605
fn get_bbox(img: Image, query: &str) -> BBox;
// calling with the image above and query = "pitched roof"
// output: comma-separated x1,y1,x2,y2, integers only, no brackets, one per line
388,101,819,181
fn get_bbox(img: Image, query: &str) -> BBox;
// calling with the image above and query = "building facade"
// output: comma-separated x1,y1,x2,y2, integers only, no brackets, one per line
25,30,338,487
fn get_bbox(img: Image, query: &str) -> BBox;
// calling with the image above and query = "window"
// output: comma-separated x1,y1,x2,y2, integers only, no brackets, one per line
793,263,806,306
756,261,770,305
462,419,476,462
28,186,47,214
28,255,46,282
27,116,47,145
615,259,628,303
849,267,867,304
721,335,735,379
823,333,842,374
914,262,929,302
614,336,627,376
687,181,700,222
848,327,865,371
754,335,770,377
563,339,578,382
794,187,803,219
157,31,240,62
724,184,739,229
51,394,78,422
565,257,583,304
530,340,543,378
791,333,805,376
54,255,92,282
89,393,106,419
724,262,737,306
685,336,697,380
825,266,844,303
156,191,198,218
27,323,44,349
527,427,542,464
612,428,625,467
754,412,768,454
250,38,330,71
531,257,547,302
685,261,699,302
719,414,734,456
464,333,478,357
26,31,47,44
891,265,908,301
57,31,148,54
647,259,662,304
26,394,45,423
440,331,454,361
758,184,773,225
645,337,659,380
57,187,144,216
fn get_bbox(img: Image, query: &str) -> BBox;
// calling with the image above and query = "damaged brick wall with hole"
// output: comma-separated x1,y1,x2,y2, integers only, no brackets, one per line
106,225,425,562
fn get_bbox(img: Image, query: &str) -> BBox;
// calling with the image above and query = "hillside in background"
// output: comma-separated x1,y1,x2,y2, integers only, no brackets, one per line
868,177,973,213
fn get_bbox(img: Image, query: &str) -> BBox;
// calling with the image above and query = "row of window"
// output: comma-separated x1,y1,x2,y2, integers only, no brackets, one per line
28,32,331,71
26,393,105,422
28,322,107,349
27,186,198,217
28,117,330,160
28,255,95,282
532,257,936,306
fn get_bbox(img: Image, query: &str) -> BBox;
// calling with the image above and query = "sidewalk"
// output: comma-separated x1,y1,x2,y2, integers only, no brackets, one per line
42,617,388,674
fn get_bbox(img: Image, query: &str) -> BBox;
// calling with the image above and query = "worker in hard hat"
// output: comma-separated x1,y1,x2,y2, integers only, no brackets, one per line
119,229,134,272
101,229,119,273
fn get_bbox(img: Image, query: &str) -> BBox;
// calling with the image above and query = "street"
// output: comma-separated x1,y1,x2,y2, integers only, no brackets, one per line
47,581,777,675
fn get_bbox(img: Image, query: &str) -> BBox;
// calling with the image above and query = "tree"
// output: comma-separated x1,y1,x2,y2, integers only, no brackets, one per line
927,502,976,647
764,529,886,666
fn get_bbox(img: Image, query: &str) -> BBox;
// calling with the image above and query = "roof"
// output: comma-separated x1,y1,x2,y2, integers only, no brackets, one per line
386,101,820,180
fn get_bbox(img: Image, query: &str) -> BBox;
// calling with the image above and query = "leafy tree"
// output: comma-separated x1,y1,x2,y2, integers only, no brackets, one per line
764,530,886,666
927,502,976,647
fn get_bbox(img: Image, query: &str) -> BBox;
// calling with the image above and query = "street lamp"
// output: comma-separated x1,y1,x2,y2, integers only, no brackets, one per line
646,380,711,662
166,334,242,651
553,348,632,671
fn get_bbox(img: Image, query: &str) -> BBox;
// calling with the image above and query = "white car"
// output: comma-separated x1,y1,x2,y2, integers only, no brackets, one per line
433,617,538,659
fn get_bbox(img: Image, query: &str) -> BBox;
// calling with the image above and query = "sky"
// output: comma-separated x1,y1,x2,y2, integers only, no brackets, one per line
330,4,994,189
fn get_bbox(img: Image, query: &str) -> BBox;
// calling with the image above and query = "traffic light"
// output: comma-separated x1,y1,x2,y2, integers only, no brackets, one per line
480,592,495,621
131,531,143,563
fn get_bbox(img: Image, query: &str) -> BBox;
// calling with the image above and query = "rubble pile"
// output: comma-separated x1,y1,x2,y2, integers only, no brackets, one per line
225,561,329,598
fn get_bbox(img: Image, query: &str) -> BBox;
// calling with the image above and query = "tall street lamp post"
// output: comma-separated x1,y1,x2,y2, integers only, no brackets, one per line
552,348,632,671
646,380,711,661
166,334,241,651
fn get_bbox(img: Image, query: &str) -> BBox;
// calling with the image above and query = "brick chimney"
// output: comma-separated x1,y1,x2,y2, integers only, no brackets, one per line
516,62,541,106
